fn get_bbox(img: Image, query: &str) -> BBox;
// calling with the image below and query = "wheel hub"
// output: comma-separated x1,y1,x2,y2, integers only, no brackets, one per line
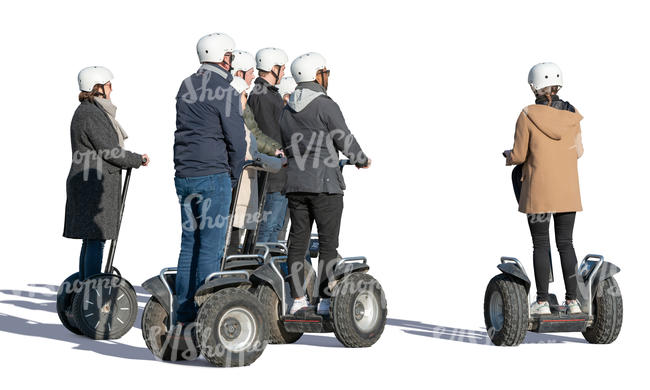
354,302,365,321
217,307,256,352
489,291,504,332
353,292,379,332
220,318,242,340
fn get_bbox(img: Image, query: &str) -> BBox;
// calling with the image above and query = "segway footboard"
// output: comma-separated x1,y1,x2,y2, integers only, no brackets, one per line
282,308,331,333
531,313,590,333
530,295,589,333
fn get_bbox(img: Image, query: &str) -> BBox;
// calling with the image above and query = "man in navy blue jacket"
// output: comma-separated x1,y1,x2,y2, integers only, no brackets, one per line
173,33,246,325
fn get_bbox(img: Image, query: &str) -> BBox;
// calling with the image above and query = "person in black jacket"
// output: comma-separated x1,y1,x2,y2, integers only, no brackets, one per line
280,52,370,315
64,66,149,280
247,47,289,243
173,33,246,325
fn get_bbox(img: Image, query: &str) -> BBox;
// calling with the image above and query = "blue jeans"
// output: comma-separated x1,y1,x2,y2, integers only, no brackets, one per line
174,173,232,323
79,239,105,280
257,192,288,243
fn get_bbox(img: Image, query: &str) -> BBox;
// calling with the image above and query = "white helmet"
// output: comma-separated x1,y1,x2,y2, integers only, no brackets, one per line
230,50,256,75
291,52,326,83
196,33,235,63
528,62,563,91
277,76,297,97
230,76,249,94
255,47,288,72
78,66,113,92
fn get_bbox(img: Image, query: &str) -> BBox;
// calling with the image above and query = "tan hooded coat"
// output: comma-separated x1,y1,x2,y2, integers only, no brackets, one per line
506,104,584,214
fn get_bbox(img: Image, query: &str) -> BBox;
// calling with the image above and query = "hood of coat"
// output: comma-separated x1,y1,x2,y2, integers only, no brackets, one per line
287,81,326,112
523,104,583,141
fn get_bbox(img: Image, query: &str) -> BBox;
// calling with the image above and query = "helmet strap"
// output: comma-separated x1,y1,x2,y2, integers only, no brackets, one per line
271,65,281,85
96,84,107,99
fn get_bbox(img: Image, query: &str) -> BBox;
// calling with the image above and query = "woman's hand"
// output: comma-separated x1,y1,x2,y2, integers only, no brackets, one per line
142,154,150,166
502,150,511,159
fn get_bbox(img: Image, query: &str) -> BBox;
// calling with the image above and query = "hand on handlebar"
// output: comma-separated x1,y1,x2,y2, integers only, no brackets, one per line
358,158,371,169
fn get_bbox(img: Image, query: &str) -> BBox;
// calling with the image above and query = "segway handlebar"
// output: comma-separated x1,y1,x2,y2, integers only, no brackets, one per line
104,168,132,274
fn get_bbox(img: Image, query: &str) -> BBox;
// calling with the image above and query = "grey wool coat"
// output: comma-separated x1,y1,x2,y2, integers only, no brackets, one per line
63,101,143,240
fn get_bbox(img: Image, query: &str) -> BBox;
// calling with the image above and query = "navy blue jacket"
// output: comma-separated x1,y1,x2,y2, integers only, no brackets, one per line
174,64,246,183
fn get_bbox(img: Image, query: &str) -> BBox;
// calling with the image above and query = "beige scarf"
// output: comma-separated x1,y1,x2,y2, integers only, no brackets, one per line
95,98,129,147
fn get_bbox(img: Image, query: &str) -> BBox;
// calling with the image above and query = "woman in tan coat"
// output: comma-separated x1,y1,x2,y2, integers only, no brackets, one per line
504,62,584,315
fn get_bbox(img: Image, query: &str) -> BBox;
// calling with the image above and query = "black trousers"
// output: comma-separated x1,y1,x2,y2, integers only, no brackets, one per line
527,212,578,301
286,193,343,299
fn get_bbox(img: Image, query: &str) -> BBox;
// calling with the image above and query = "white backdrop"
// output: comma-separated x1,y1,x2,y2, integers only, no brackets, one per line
1,0,648,388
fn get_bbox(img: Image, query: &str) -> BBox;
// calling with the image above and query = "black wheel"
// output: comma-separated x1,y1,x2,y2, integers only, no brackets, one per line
196,288,268,367
331,273,387,348
141,297,200,361
56,273,83,335
257,262,316,344
484,274,528,346
72,274,138,340
582,276,623,344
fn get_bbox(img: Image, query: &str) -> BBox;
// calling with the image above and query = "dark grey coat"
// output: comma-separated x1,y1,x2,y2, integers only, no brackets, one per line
63,101,143,240
280,82,368,195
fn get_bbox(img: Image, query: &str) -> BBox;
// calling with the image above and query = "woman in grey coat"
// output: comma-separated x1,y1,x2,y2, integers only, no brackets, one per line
63,66,149,279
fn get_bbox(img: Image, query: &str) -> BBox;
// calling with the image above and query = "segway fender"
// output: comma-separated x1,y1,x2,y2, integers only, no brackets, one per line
251,264,283,301
591,261,621,286
497,263,531,293
142,276,172,314
332,262,370,281
194,276,251,300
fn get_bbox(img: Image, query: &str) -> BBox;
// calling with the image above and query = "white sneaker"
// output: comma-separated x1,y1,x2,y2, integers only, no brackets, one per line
565,300,581,314
317,298,331,315
289,296,308,315
530,300,551,315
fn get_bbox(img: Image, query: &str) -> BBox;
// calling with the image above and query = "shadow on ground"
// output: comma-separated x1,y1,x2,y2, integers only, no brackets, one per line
0,284,587,366
1,285,149,330
0,284,154,360
386,318,587,345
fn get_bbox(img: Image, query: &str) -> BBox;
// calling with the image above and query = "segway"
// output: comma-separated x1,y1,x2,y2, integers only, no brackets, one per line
141,159,296,366
483,165,623,346
484,255,623,346
56,168,139,339
252,160,387,348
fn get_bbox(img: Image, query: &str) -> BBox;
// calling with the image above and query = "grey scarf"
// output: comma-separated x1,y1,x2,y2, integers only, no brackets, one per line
94,98,129,147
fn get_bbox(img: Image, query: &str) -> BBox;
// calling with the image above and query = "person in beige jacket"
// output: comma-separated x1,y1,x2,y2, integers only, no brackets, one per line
504,62,584,316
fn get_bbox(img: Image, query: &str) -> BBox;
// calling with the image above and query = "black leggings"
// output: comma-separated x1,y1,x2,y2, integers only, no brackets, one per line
527,212,578,302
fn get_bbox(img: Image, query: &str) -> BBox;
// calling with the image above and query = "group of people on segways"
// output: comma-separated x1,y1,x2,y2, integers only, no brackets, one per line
59,31,386,365
58,31,621,364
